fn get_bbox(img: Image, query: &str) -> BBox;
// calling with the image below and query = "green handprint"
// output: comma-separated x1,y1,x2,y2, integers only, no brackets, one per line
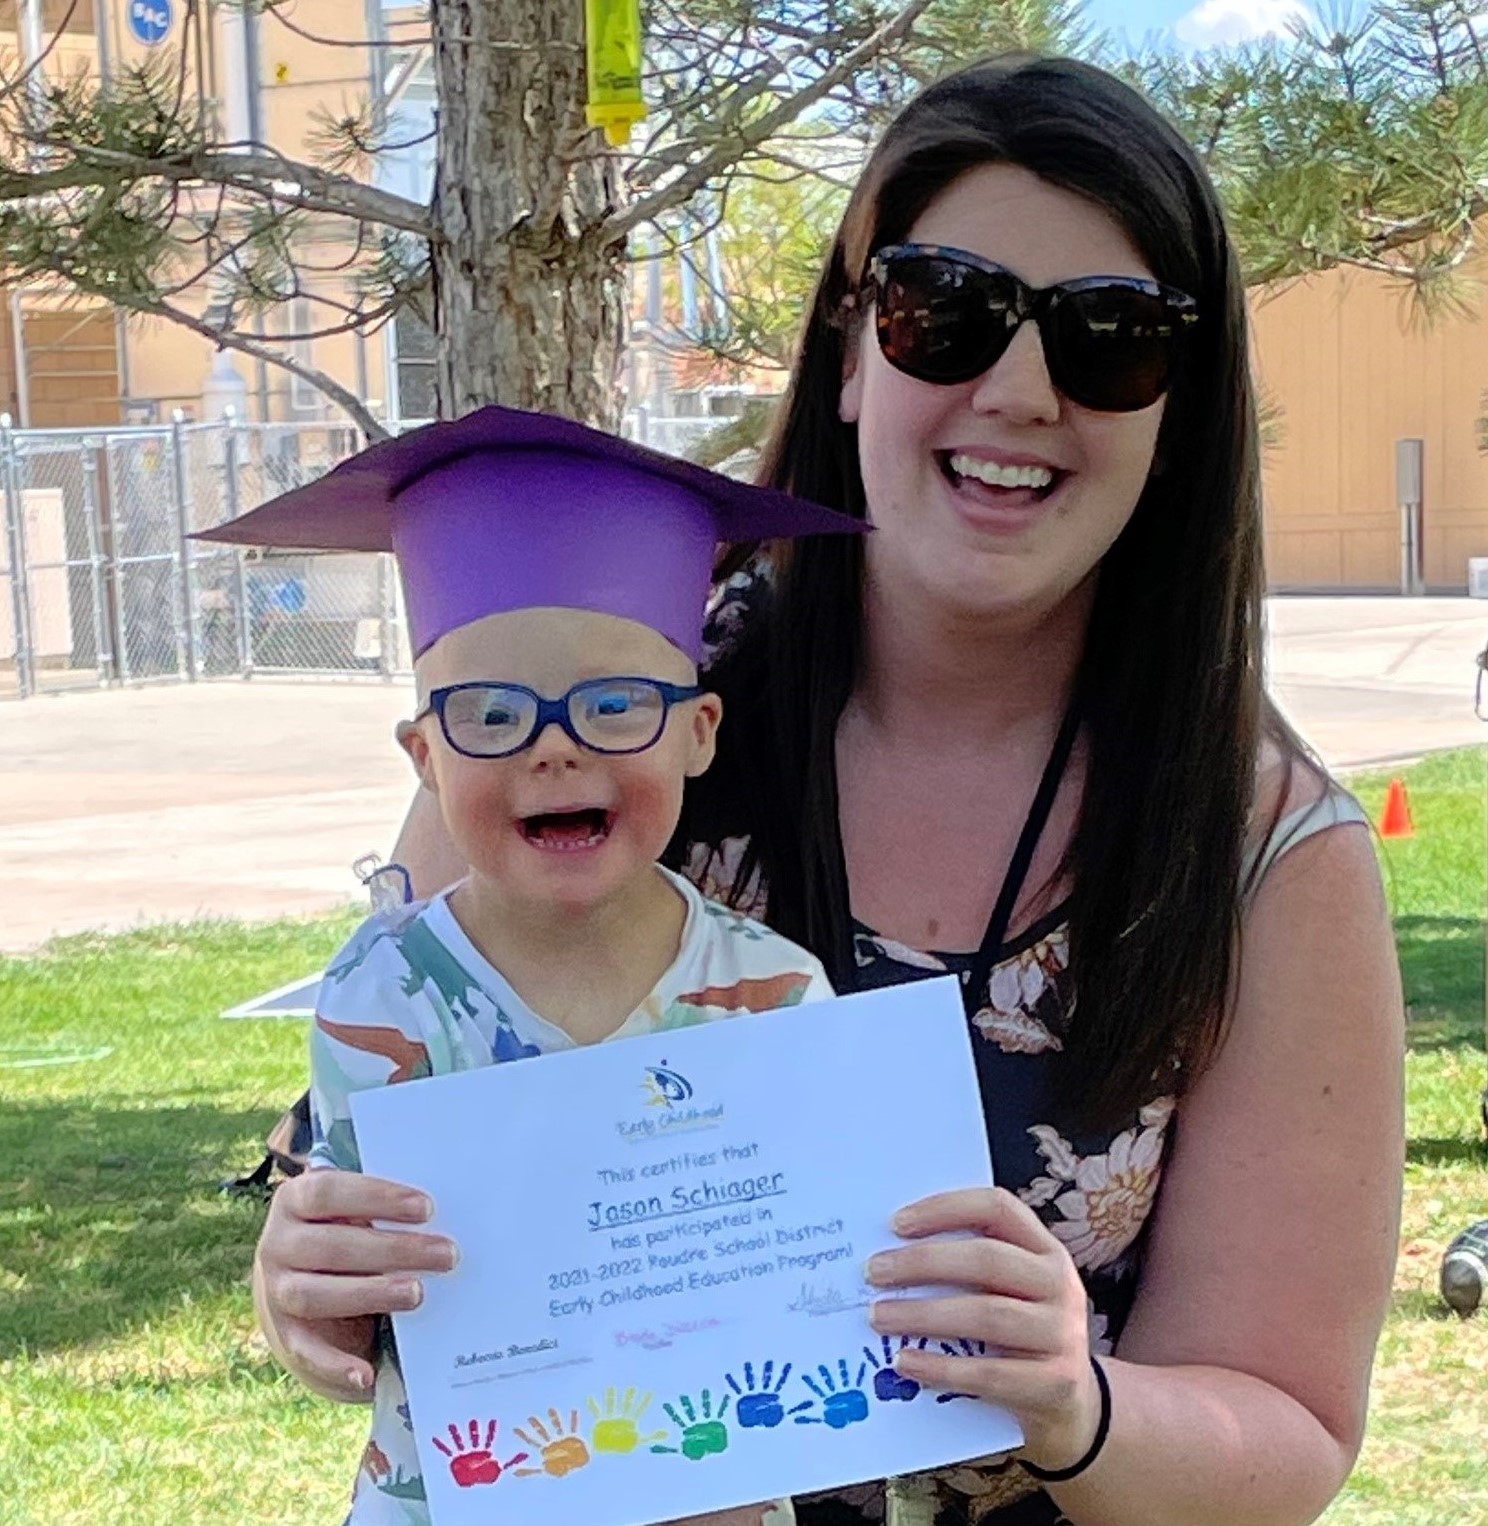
650,1390,731,1460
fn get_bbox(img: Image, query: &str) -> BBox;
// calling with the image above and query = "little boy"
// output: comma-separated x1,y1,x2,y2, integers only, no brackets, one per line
198,405,862,1526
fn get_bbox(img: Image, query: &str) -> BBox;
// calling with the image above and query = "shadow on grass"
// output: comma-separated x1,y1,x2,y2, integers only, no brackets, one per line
1406,1136,1488,1167
0,1099,276,1358
1396,915,1486,1053
1390,1287,1471,1323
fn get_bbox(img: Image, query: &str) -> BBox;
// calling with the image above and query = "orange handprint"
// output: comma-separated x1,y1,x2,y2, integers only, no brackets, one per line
513,1408,591,1478
587,1386,667,1454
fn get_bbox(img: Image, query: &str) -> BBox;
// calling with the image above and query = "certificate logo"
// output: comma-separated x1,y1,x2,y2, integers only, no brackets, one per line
642,1063,693,1109
620,1060,723,1138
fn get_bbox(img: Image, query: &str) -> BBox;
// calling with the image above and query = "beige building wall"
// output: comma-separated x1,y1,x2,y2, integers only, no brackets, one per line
1250,253,1488,591
3,0,413,427
112,0,408,425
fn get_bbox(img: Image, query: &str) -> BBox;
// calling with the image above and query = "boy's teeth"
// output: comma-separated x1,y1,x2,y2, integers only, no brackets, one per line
949,454,1054,491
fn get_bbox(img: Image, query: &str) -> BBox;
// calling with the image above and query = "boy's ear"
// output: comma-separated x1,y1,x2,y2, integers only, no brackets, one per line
683,692,724,779
396,718,438,793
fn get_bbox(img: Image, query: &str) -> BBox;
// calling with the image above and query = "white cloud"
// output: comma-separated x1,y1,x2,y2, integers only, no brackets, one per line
1174,0,1313,47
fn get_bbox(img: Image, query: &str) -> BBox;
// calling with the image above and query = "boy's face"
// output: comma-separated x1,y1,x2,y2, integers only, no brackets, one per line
397,607,721,914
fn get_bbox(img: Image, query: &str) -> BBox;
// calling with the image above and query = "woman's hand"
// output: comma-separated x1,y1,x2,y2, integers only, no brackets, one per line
253,1167,458,1402
866,1187,1101,1474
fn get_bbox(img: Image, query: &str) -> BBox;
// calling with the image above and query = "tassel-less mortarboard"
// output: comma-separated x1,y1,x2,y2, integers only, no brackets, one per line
194,405,865,660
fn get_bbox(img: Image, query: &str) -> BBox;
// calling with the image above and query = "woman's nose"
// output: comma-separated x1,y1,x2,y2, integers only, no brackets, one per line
967,320,1061,424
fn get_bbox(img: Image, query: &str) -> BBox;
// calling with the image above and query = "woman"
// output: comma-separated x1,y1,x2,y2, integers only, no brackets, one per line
256,54,1404,1526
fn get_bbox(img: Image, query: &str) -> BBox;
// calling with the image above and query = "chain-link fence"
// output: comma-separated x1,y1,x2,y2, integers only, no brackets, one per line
0,416,405,699
1,409,751,699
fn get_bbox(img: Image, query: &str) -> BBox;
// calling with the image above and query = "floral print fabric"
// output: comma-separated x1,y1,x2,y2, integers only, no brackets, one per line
683,838,1171,1526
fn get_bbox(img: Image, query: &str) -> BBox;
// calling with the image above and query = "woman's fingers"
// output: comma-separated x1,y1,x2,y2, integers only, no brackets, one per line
891,1344,1094,1429
870,1293,1063,1355
866,1235,1053,1298
892,1187,1056,1252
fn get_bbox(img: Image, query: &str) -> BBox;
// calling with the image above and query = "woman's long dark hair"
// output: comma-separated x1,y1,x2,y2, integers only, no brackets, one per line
688,54,1278,1130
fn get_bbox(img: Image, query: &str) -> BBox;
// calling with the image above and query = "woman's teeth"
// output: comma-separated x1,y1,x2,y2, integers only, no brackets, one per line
948,453,1055,491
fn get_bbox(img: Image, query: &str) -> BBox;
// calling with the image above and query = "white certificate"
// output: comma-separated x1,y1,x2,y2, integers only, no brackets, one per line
351,975,1024,1526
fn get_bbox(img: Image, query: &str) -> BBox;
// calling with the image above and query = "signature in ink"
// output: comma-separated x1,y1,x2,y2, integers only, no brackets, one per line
614,1317,723,1352
615,1328,671,1351
786,1282,873,1317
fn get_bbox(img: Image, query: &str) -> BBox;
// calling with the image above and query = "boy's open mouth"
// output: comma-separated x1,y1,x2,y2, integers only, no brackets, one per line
519,808,615,851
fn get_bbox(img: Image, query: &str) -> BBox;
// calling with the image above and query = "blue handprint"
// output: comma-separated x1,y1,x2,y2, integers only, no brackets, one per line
794,1358,870,1430
863,1335,930,1402
726,1360,800,1429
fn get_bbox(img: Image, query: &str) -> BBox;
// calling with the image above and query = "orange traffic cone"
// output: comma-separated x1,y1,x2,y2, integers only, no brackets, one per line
1379,777,1414,839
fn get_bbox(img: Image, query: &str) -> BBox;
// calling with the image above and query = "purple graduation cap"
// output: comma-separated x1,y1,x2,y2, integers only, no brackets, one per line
195,405,864,660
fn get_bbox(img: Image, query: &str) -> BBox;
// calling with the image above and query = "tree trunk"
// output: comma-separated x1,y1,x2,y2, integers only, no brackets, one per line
430,0,629,430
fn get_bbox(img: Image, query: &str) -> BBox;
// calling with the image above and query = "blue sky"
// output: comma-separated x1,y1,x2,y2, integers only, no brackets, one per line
1084,0,1313,51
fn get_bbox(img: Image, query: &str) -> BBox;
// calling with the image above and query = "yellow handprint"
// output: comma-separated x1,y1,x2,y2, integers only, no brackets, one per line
512,1408,590,1478
586,1386,667,1454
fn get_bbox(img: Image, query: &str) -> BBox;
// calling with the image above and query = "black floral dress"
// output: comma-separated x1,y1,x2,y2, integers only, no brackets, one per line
675,573,1181,1523
683,838,1170,1526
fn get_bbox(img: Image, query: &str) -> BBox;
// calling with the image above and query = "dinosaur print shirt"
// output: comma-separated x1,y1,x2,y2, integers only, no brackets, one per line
308,864,834,1526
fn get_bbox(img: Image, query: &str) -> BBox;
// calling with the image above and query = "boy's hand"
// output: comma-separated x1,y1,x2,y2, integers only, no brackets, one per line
253,1167,458,1402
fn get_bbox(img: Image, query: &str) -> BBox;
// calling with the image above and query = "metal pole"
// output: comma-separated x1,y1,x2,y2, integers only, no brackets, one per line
222,411,253,678
1,414,35,699
103,436,133,685
1396,438,1425,596
18,0,48,157
377,552,396,681
170,409,198,680
80,437,114,682
95,0,113,87
9,292,30,429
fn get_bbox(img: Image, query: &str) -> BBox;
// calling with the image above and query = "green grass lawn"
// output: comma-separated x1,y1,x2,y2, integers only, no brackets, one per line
2,750,1486,1525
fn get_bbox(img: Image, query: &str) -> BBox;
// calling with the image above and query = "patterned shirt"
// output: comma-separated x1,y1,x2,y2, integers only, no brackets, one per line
309,865,834,1525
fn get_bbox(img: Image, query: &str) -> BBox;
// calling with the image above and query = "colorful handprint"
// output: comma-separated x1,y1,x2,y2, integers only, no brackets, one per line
587,1386,667,1454
513,1407,591,1478
651,1390,732,1459
726,1359,808,1428
794,1358,871,1430
431,1418,527,1488
863,1335,930,1402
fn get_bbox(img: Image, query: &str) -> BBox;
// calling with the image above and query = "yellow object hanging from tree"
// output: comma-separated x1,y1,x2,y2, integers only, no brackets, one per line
585,0,646,146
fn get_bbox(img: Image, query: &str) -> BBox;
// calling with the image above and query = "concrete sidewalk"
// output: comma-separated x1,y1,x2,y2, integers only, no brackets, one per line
3,596,1486,953
1267,596,1488,766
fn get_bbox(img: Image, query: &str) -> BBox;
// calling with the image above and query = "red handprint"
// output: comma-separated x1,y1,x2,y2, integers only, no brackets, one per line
430,1418,528,1488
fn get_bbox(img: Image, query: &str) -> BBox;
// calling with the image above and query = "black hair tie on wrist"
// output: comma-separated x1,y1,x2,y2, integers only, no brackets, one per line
1021,1356,1112,1484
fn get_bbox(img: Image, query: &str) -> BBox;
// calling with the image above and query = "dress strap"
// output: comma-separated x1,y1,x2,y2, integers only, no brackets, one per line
966,701,1081,1002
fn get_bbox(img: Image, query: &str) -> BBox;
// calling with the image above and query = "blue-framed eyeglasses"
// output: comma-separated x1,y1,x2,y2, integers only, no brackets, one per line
418,677,704,760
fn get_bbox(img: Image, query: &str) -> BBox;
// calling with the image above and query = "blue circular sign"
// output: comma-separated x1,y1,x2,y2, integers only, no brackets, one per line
128,0,173,46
